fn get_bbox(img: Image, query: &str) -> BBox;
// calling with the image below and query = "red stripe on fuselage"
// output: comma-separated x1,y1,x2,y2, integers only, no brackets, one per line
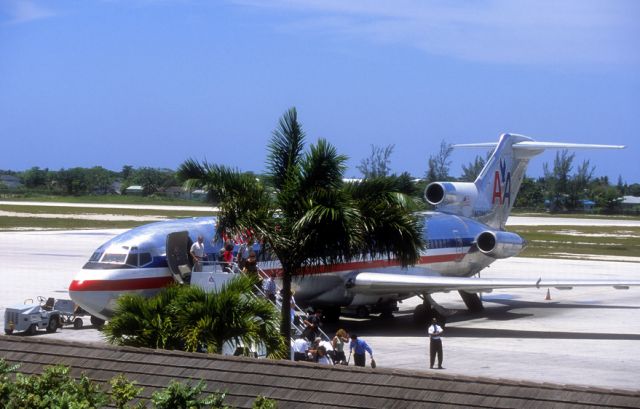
69,252,466,291
261,253,464,276
69,276,175,292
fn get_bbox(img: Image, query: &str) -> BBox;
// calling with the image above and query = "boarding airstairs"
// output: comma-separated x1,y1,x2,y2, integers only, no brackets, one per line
250,265,332,343
164,231,331,358
189,260,332,357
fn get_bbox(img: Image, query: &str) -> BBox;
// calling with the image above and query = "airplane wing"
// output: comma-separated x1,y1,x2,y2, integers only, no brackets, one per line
352,272,638,295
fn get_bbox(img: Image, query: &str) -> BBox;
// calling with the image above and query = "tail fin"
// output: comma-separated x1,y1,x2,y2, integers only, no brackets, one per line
456,133,624,229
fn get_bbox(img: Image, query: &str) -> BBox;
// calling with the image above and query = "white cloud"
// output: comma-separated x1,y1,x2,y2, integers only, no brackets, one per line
233,0,640,66
1,0,55,24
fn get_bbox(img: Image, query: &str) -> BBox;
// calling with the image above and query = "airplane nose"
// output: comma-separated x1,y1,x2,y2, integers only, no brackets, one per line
69,280,113,321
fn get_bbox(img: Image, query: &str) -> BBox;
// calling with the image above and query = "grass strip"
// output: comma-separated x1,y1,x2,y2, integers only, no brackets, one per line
510,226,640,260
0,194,210,206
0,204,213,218
0,217,146,230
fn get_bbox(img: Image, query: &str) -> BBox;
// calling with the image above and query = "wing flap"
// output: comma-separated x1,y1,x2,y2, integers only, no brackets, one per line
352,272,640,295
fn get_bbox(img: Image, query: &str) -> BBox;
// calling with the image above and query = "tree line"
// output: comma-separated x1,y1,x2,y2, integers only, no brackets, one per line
3,142,638,212
0,165,178,196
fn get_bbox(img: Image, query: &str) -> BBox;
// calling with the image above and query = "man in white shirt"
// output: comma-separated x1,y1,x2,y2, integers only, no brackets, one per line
292,337,310,361
428,317,444,369
190,235,205,272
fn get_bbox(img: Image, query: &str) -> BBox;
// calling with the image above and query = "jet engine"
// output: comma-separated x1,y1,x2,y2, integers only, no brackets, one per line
475,230,526,259
425,182,478,216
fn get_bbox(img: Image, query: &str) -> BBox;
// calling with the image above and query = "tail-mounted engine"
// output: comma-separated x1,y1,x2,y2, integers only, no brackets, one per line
475,230,526,259
425,182,478,216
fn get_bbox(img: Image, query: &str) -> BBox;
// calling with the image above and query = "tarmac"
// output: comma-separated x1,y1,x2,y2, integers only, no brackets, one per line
1,226,639,391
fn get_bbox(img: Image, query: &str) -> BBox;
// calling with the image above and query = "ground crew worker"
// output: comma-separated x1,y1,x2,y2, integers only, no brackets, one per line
428,317,444,369
349,334,373,367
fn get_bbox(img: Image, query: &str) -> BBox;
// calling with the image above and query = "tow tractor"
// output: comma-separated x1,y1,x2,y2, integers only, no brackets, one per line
4,296,86,335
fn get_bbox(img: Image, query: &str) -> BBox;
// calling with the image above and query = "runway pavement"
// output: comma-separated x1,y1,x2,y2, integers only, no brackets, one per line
1,228,639,391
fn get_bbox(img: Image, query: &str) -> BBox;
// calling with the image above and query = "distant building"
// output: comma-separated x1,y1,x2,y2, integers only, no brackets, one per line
163,186,185,198
124,185,144,195
162,186,207,201
621,195,640,211
579,199,596,212
191,189,207,201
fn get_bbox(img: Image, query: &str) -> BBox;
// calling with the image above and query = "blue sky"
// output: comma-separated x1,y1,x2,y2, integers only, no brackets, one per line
1,0,639,182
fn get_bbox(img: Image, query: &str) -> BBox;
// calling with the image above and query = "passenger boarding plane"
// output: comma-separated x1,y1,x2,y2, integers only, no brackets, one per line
69,133,639,326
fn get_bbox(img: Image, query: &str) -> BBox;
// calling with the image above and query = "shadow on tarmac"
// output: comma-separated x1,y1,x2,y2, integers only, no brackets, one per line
324,299,640,341
439,327,640,340
485,299,640,311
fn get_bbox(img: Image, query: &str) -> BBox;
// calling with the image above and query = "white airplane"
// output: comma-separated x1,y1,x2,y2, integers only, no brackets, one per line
69,133,638,325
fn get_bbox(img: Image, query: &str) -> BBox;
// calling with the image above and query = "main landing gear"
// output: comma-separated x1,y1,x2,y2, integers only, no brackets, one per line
412,292,484,326
413,294,448,327
458,290,484,313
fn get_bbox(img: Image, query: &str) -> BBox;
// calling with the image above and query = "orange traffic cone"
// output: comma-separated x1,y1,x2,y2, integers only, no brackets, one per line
545,288,551,300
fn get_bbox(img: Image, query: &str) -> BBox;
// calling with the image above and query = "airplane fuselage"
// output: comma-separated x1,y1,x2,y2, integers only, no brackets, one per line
69,213,506,320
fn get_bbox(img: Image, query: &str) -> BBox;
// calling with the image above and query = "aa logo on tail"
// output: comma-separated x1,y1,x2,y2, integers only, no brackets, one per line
492,158,511,206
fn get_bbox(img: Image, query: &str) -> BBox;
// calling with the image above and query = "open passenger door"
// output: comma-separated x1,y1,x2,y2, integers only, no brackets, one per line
166,231,192,284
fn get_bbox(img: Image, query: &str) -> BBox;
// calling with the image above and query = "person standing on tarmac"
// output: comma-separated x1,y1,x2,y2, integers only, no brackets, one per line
428,317,444,369
349,334,374,367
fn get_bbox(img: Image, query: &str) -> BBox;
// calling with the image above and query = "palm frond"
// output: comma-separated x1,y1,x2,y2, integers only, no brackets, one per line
104,286,184,349
300,139,347,194
266,107,305,190
176,158,208,190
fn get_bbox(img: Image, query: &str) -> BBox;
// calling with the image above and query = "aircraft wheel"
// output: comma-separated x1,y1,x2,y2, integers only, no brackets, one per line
90,316,105,328
355,306,370,318
413,304,431,325
46,315,59,333
73,318,84,329
4,328,13,335
26,324,37,335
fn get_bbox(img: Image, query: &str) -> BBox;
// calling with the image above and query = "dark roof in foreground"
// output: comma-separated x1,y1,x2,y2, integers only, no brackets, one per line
1,335,639,408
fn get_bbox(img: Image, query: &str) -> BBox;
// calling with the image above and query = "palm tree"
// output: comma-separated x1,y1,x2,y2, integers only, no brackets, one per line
103,284,184,350
177,107,424,351
173,275,286,358
103,276,286,358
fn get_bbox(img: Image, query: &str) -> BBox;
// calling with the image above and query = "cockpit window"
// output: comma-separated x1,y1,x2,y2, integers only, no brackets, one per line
84,250,153,269
89,251,102,262
138,252,152,266
125,252,153,267
101,253,127,263
125,253,138,266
